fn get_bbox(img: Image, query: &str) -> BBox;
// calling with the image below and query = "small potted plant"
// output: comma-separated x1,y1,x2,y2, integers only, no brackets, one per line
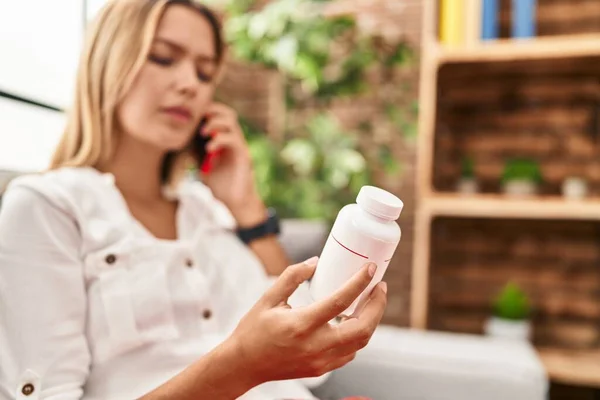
562,176,588,200
501,159,542,197
484,282,532,341
456,157,478,195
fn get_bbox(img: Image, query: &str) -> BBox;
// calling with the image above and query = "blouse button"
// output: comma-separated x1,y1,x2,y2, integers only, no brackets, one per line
203,309,213,319
105,254,117,265
21,383,35,396
185,258,194,268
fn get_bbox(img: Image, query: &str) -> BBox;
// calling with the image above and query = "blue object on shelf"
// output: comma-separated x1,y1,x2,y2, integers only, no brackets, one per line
481,0,499,40
512,0,537,38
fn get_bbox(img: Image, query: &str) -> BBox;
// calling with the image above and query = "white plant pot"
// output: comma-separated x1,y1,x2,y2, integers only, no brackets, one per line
502,180,538,197
456,178,478,195
562,177,588,200
484,317,531,341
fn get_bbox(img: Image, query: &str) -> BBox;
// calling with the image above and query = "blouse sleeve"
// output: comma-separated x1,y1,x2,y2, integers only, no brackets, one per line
0,184,90,399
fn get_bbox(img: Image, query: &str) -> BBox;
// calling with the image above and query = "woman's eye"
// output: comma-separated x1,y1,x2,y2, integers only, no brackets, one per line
148,55,173,66
197,71,214,83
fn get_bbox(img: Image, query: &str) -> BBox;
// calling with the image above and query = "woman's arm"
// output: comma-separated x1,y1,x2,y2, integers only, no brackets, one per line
0,185,91,399
230,196,290,276
196,103,291,276
139,339,257,400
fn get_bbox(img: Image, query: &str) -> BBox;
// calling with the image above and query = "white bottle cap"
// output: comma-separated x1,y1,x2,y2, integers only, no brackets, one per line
356,186,403,220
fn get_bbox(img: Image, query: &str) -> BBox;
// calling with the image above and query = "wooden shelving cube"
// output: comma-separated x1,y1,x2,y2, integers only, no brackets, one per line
429,217,600,349
413,0,600,389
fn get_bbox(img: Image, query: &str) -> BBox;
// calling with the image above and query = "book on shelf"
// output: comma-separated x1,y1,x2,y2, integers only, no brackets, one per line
481,0,499,40
439,0,464,46
464,0,482,46
512,0,537,39
439,0,537,47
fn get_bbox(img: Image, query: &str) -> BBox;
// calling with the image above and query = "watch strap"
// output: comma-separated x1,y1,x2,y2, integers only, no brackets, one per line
236,208,280,244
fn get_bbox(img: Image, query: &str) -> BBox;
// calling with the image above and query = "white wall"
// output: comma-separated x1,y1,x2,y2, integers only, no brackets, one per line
0,1,84,109
0,97,65,172
0,1,88,172
87,0,107,20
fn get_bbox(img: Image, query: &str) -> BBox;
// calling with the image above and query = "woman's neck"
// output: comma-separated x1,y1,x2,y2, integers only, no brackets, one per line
103,137,166,202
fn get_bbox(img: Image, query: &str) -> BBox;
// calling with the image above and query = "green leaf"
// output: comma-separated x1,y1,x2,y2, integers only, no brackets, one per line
502,159,543,184
281,139,317,176
461,157,475,178
378,146,401,175
335,148,367,173
384,43,414,67
492,282,531,320
269,35,299,70
248,13,270,40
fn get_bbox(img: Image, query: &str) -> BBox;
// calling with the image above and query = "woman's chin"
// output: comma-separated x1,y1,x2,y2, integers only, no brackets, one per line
158,132,195,152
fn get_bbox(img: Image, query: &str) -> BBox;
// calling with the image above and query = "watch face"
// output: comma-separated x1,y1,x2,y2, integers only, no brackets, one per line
266,213,280,234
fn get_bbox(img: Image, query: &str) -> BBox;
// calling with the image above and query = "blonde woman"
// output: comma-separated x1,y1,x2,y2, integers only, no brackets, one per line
0,1,387,399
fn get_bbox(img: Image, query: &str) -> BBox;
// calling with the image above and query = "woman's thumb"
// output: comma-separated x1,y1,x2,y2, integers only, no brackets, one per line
262,257,319,307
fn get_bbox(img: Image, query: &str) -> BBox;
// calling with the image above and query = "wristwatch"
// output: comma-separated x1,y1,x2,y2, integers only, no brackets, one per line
236,207,281,244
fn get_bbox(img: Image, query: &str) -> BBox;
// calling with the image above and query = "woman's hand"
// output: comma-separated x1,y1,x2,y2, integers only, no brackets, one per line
198,103,266,227
228,257,387,384
140,258,386,400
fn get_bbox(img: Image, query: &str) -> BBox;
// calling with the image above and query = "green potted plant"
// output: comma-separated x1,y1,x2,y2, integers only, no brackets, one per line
456,157,478,195
484,282,532,340
501,158,542,197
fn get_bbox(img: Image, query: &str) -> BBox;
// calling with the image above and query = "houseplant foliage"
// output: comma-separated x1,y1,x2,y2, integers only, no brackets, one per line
243,114,369,222
208,0,417,222
456,156,478,194
484,282,532,340
501,158,542,197
492,282,531,321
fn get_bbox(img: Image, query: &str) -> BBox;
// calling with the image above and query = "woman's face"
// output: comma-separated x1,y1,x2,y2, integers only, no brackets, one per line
117,5,219,152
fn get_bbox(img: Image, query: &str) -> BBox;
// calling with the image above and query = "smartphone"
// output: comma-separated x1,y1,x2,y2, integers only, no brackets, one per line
191,117,211,165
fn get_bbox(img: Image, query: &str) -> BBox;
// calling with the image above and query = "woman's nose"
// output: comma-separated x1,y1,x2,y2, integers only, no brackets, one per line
175,62,200,95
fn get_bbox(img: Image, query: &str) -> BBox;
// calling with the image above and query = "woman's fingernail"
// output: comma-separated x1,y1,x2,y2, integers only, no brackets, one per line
368,263,377,277
304,256,319,266
380,282,388,294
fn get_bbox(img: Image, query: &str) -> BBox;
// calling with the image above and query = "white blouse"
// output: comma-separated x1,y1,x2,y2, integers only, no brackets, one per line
0,167,317,400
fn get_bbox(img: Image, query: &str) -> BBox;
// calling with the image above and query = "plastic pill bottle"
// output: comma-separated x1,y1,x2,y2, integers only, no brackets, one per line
309,186,403,316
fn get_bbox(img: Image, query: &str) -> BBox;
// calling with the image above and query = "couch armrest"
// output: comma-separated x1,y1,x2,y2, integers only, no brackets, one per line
311,353,403,400
312,325,548,400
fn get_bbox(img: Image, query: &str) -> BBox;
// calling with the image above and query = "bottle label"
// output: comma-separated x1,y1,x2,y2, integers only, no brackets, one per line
309,225,399,316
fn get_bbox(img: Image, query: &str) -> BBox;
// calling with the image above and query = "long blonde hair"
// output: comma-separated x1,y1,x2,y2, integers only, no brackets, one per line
50,0,226,182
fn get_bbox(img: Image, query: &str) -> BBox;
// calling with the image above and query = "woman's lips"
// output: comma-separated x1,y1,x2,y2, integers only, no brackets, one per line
162,107,192,123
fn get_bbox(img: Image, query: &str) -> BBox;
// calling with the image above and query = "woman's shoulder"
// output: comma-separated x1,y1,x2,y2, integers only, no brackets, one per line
5,166,113,215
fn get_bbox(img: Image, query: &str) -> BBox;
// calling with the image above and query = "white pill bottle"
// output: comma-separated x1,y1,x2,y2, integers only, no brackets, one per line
309,186,403,316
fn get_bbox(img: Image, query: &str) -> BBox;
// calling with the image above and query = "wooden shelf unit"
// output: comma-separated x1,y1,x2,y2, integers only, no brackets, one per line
423,194,600,221
539,348,600,388
412,0,600,389
435,33,600,64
